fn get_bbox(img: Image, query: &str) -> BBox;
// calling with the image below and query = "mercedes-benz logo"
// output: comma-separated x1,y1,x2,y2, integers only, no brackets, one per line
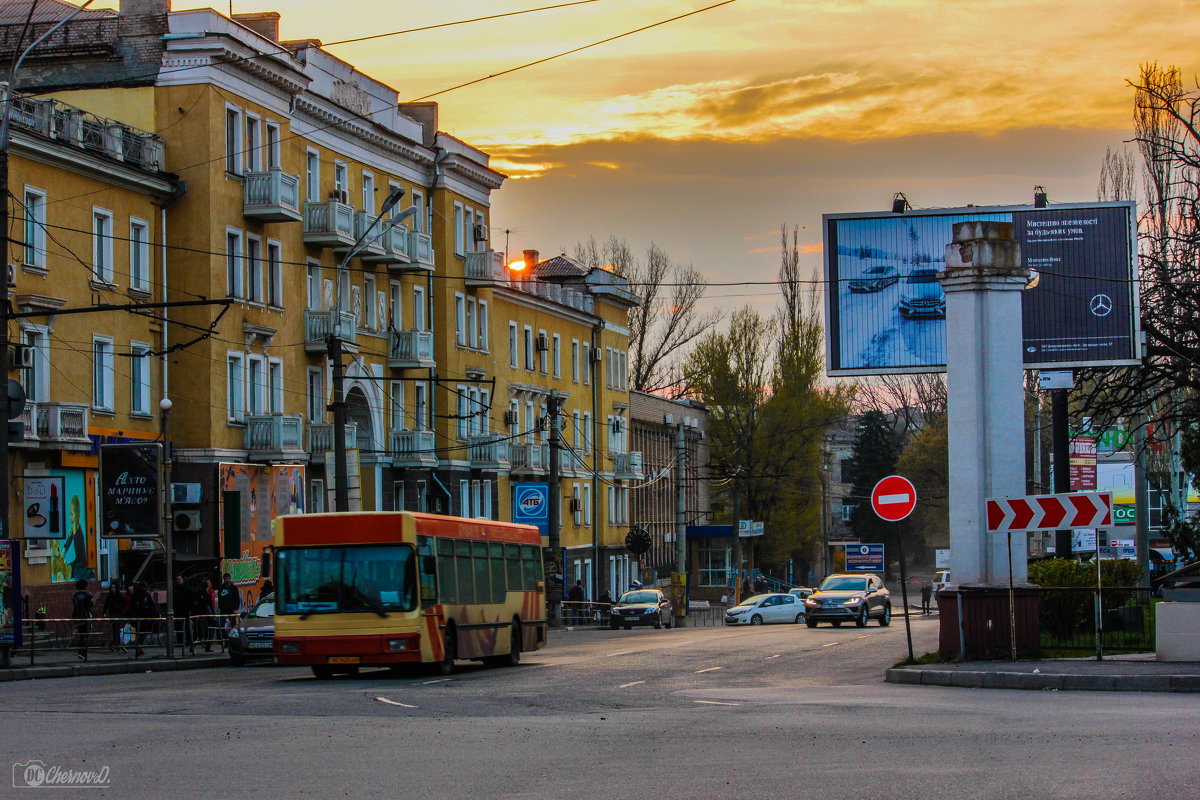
1089,294,1112,317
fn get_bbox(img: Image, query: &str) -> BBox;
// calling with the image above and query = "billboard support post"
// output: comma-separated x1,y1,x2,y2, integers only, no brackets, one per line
1052,388,1072,559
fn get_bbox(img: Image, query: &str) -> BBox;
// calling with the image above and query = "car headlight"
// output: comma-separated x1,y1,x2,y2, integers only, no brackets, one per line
644,608,657,614
804,598,818,606
728,607,746,615
843,597,862,605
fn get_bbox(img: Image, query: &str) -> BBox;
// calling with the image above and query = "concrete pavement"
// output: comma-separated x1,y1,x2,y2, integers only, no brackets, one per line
0,642,229,681
887,652,1200,692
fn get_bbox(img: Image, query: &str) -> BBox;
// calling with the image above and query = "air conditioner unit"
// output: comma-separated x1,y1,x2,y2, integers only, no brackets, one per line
8,344,32,370
472,223,487,242
503,410,519,426
173,510,202,532
590,348,602,363
535,334,549,352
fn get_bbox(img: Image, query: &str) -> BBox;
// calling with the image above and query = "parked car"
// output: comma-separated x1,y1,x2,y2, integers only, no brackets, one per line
848,265,900,293
931,570,951,594
609,589,673,630
228,593,274,666
803,574,891,628
898,267,946,318
788,587,814,601
725,593,807,625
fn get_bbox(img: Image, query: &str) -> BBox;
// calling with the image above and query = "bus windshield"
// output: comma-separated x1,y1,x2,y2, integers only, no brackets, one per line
277,545,417,616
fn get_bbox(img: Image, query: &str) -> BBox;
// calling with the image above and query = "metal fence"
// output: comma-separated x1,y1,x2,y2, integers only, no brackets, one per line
1038,587,1157,654
10,614,231,665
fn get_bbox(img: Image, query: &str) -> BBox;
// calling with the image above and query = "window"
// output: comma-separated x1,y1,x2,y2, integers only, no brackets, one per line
698,542,730,587
583,412,592,451
572,484,581,526
582,344,590,384
267,240,282,308
307,367,324,422
509,322,518,367
128,218,150,292
413,286,426,329
309,479,325,513
389,282,402,330
523,326,533,370
92,337,114,412
269,359,283,413
392,481,405,511
334,161,348,196
22,327,48,403
467,297,477,348
247,355,266,415
390,380,405,430
226,229,243,298
413,383,427,430
840,459,853,484
538,329,548,374
456,385,469,439
305,148,320,202
245,114,262,172
481,480,492,520
225,106,242,174
471,481,482,520
841,502,854,522
410,190,424,232
92,209,114,283
227,352,245,422
361,172,374,214
306,263,321,309
364,275,377,330
246,236,263,304
265,121,281,170
459,480,470,517
552,334,561,378
508,399,519,436
583,484,592,526
22,187,45,268
453,202,464,254
130,342,151,415
454,293,466,346
572,410,581,449
524,401,535,444
571,339,579,382
478,301,488,350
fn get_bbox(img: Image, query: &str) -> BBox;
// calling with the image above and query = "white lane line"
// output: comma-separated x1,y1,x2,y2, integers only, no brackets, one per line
765,654,781,660
607,650,636,657
375,697,417,708
822,642,839,647
618,681,645,689
421,678,451,685
856,635,869,640
694,700,741,706
695,666,722,674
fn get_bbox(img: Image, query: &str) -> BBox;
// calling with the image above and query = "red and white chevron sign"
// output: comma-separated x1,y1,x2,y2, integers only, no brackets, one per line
986,492,1113,533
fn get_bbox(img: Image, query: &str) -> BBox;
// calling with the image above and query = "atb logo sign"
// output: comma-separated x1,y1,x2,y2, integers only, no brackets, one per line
512,483,549,534
516,487,545,515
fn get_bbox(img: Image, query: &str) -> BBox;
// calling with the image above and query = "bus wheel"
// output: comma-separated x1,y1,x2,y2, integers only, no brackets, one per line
488,622,522,667
436,628,457,675
311,665,334,679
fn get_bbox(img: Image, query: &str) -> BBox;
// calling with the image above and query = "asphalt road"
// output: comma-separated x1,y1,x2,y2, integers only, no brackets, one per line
3,613,1197,799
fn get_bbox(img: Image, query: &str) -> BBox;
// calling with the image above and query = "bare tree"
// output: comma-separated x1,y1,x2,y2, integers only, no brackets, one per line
1097,146,1137,203
573,236,721,396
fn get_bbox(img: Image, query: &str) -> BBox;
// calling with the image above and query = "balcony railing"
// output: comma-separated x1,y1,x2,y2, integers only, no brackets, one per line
6,91,165,172
306,421,357,457
244,414,305,459
352,211,387,257
13,402,90,449
407,231,434,269
509,442,549,474
304,309,357,351
362,221,411,265
391,428,437,468
244,169,302,222
464,250,505,285
611,451,644,479
303,200,356,248
387,329,434,368
468,435,510,471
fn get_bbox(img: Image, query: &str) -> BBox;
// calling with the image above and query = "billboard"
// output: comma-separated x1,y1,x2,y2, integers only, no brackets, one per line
845,543,885,572
824,202,1138,375
512,483,549,539
99,443,162,539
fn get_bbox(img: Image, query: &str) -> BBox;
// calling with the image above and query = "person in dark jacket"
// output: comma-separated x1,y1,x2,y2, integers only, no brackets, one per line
129,581,158,658
174,575,196,650
217,574,241,637
192,578,215,653
70,578,94,661
102,582,127,652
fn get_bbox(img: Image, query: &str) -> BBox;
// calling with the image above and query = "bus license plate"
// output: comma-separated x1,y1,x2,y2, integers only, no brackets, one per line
328,656,360,664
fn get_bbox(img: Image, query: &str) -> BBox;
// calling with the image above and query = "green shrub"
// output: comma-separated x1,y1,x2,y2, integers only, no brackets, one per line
1029,558,1142,588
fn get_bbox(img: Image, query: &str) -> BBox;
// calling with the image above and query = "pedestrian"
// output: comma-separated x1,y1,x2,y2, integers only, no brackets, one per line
217,573,240,637
753,576,766,595
567,580,584,624
174,575,196,650
921,581,933,615
260,578,274,599
741,577,752,598
102,582,127,652
193,578,215,653
129,581,158,658
70,578,94,661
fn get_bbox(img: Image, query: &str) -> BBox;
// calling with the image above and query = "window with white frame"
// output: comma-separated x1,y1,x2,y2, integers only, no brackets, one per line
269,358,283,413
22,327,48,403
571,339,579,382
459,480,470,517
226,229,243,298
247,355,266,415
130,342,151,415
361,171,374,214
582,343,591,384
334,161,348,197
390,380,405,430
508,399,520,437
305,148,320,202
572,410,581,449
583,484,592,526
473,211,486,250
392,481,405,511
583,412,592,451
92,337,114,412
225,106,242,174
245,113,262,172
524,401,535,443
523,326,533,370
552,334,561,377
619,351,627,390
538,329,548,374
410,189,424,232
364,275,377,330
413,286,426,329
246,235,263,304
92,208,114,283
481,480,492,519
478,301,488,350
466,297,477,348
456,385,469,439
306,367,324,423
265,121,281,170
267,240,282,308
471,481,482,519
413,383,427,430
453,202,464,254
23,187,45,268
129,218,150,292
509,322,518,367
572,484,582,526
540,402,548,443
306,263,321,309
310,479,325,513
454,293,466,346
463,207,475,253
227,352,245,422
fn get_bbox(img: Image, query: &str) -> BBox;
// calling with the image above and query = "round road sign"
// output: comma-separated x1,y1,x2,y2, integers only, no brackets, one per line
870,475,917,522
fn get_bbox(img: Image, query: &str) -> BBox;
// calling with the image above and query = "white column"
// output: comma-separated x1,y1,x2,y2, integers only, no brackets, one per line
941,221,1030,585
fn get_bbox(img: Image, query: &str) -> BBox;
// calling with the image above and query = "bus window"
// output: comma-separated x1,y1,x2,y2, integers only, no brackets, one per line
472,542,490,605
521,545,539,590
505,543,521,590
417,536,438,607
437,538,458,605
455,540,474,604
489,543,506,604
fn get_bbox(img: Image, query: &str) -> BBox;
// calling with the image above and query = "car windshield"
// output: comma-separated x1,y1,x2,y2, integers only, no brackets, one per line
277,544,417,615
864,267,890,275
619,591,658,604
249,600,274,619
819,576,867,592
907,270,938,283
737,595,767,606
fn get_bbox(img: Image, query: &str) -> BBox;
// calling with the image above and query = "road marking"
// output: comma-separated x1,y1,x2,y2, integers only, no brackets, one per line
618,681,645,689
695,667,722,674
856,635,869,640
421,678,451,685
694,700,741,706
822,642,839,647
765,654,781,660
375,697,417,708
607,650,636,657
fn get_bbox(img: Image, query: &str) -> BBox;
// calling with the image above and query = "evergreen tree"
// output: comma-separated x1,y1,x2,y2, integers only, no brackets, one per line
848,410,902,575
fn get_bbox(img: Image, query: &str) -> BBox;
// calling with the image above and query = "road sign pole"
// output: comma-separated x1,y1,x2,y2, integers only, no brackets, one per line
897,532,914,663
871,476,916,663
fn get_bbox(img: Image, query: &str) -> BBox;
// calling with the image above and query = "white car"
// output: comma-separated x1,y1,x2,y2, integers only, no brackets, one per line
932,570,951,594
724,593,807,625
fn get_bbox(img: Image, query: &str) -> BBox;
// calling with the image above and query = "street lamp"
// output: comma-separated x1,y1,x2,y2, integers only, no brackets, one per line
330,187,417,511
160,397,174,658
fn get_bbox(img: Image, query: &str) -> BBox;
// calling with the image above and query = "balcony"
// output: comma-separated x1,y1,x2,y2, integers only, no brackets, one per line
8,93,165,172
361,221,411,266
391,428,437,469
611,451,644,480
13,401,90,450
351,211,386,258
304,309,357,352
303,199,355,248
243,169,302,222
468,435,509,471
406,231,434,271
244,414,306,462
306,421,357,459
388,329,434,369
464,249,505,286
509,441,549,475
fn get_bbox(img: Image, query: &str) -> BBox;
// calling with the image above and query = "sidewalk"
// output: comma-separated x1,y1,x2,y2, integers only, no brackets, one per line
1,643,229,682
886,653,1200,693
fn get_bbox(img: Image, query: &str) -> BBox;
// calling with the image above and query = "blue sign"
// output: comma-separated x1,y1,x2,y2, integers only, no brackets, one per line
512,483,549,538
845,543,885,572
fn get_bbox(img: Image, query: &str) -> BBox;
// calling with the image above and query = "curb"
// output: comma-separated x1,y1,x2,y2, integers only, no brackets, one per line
0,655,229,682
885,667,1200,693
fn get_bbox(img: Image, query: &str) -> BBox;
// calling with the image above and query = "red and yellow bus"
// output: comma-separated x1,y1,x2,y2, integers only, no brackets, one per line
273,511,546,678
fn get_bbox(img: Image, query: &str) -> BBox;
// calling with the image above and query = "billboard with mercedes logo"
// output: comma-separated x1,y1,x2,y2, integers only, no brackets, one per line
823,201,1138,375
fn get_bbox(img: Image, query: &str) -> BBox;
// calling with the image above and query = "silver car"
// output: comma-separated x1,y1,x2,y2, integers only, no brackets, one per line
227,594,274,666
898,268,946,318
724,593,807,625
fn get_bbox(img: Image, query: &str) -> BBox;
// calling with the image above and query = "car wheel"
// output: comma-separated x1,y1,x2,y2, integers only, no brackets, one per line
664,615,673,630
653,617,662,630
879,604,892,627
229,652,246,667
794,613,805,624
609,622,619,631
436,627,457,676
856,607,868,628
806,618,818,629
311,665,334,680
750,614,763,625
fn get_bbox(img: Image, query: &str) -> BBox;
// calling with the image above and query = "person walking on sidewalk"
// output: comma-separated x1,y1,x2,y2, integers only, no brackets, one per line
192,578,215,653
70,578,94,661
129,581,158,658
174,575,196,651
921,581,933,615
102,582,127,652
217,573,240,639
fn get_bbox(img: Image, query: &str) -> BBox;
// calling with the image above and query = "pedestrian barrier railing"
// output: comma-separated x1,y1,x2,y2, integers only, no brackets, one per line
8,614,235,666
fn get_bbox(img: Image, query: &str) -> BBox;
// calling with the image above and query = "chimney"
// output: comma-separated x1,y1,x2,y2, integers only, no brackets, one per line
120,0,170,17
233,12,281,42
523,249,539,276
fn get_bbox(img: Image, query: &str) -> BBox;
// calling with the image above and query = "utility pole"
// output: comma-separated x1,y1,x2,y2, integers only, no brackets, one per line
546,393,562,626
329,331,349,512
732,439,743,603
160,398,174,658
674,419,686,627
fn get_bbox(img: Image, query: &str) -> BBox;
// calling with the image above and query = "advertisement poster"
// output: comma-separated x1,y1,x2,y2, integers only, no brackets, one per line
46,470,96,583
99,443,162,539
824,202,1137,375
219,464,304,586
23,476,65,539
512,483,549,539
1069,436,1098,491
0,540,22,648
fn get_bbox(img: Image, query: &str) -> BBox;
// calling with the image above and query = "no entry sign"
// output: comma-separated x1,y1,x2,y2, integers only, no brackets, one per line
871,475,917,522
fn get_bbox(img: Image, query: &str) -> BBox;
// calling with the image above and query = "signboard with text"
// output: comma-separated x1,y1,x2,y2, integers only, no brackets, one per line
513,483,549,539
99,443,162,539
845,543,885,572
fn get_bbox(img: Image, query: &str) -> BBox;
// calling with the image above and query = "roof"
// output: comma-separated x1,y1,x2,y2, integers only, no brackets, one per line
534,254,588,281
0,0,116,25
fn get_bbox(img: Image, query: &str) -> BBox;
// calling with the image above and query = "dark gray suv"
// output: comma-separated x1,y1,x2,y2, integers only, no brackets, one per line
803,574,891,628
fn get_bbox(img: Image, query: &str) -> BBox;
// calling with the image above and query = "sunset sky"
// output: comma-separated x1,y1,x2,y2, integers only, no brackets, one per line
117,1,1200,312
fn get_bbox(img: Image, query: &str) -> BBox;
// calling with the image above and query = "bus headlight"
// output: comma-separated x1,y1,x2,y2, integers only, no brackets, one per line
280,641,300,654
